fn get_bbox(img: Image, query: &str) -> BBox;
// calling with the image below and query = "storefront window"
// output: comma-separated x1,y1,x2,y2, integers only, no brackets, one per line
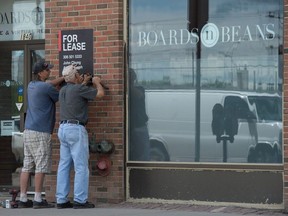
0,0,45,41
128,0,283,163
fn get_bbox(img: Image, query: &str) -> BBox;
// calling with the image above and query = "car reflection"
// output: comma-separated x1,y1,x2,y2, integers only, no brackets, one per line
146,90,282,163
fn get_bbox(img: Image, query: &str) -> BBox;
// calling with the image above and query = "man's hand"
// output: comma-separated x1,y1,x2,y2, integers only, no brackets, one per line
82,73,92,85
92,76,105,99
92,76,101,85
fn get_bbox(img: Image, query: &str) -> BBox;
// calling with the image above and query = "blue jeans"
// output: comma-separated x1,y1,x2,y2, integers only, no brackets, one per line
56,123,89,204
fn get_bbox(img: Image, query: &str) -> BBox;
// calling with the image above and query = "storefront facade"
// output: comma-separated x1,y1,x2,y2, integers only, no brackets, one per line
127,0,284,207
0,0,287,210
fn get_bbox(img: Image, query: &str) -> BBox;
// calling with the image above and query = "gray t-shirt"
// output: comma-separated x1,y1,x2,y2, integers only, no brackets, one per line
59,83,97,124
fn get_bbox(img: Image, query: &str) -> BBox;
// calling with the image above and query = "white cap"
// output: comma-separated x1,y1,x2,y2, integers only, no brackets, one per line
62,64,83,82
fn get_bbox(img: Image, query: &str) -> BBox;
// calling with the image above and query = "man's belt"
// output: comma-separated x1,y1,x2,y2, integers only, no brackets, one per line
60,120,85,126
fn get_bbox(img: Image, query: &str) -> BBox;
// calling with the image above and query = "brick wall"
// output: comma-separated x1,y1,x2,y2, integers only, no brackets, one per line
44,0,125,203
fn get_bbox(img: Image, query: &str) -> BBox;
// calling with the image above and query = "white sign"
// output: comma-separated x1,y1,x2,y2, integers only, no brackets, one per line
1,120,15,136
16,103,23,111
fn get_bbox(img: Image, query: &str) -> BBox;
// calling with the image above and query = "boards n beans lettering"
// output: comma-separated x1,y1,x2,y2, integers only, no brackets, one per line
58,29,93,75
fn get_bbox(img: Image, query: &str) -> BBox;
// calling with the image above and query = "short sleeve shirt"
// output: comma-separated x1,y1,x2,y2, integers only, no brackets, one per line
25,81,59,133
59,83,97,124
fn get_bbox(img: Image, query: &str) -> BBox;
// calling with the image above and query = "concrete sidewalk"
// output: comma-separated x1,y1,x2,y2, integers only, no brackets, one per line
0,202,286,216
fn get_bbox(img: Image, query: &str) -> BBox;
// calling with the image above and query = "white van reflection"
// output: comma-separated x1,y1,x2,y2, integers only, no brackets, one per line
146,90,282,163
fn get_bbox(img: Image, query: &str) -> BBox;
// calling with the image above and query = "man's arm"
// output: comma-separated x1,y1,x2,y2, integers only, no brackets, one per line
92,77,105,99
47,76,65,87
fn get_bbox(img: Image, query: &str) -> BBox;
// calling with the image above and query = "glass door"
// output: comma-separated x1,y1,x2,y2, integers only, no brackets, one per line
0,41,44,190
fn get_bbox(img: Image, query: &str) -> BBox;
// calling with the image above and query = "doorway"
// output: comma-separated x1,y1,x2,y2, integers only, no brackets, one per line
0,40,45,191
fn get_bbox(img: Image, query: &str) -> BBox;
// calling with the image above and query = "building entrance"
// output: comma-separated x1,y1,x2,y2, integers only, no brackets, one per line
0,40,44,192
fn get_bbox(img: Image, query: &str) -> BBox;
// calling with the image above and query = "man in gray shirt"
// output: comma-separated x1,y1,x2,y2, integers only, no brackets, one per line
56,63,104,209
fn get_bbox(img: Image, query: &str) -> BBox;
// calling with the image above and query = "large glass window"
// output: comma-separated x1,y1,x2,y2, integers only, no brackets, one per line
128,0,283,163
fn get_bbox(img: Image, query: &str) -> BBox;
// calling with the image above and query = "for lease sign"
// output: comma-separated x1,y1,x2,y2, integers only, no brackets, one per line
58,29,93,75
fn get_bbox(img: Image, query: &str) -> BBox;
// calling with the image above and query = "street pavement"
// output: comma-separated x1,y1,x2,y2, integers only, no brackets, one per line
0,202,287,216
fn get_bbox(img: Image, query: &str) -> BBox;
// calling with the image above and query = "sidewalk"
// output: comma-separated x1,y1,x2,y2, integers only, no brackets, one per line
0,202,286,216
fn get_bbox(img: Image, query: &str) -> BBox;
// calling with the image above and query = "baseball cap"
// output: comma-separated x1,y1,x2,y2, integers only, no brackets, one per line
32,60,54,74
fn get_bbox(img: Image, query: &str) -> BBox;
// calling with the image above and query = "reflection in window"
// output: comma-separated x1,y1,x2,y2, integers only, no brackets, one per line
129,68,150,161
248,96,282,121
128,0,283,164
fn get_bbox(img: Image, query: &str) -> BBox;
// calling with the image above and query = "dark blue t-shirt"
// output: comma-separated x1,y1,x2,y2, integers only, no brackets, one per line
25,81,59,133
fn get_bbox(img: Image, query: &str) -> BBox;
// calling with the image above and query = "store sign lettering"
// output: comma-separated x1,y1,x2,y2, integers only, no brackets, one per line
0,7,43,25
0,80,23,87
0,12,32,24
138,22,276,48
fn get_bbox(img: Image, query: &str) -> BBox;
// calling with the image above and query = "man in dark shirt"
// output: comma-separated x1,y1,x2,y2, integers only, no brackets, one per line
56,63,104,209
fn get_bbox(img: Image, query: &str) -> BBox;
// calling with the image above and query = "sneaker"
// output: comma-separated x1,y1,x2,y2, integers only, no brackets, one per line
73,201,95,209
33,199,55,209
18,199,33,208
57,201,73,209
